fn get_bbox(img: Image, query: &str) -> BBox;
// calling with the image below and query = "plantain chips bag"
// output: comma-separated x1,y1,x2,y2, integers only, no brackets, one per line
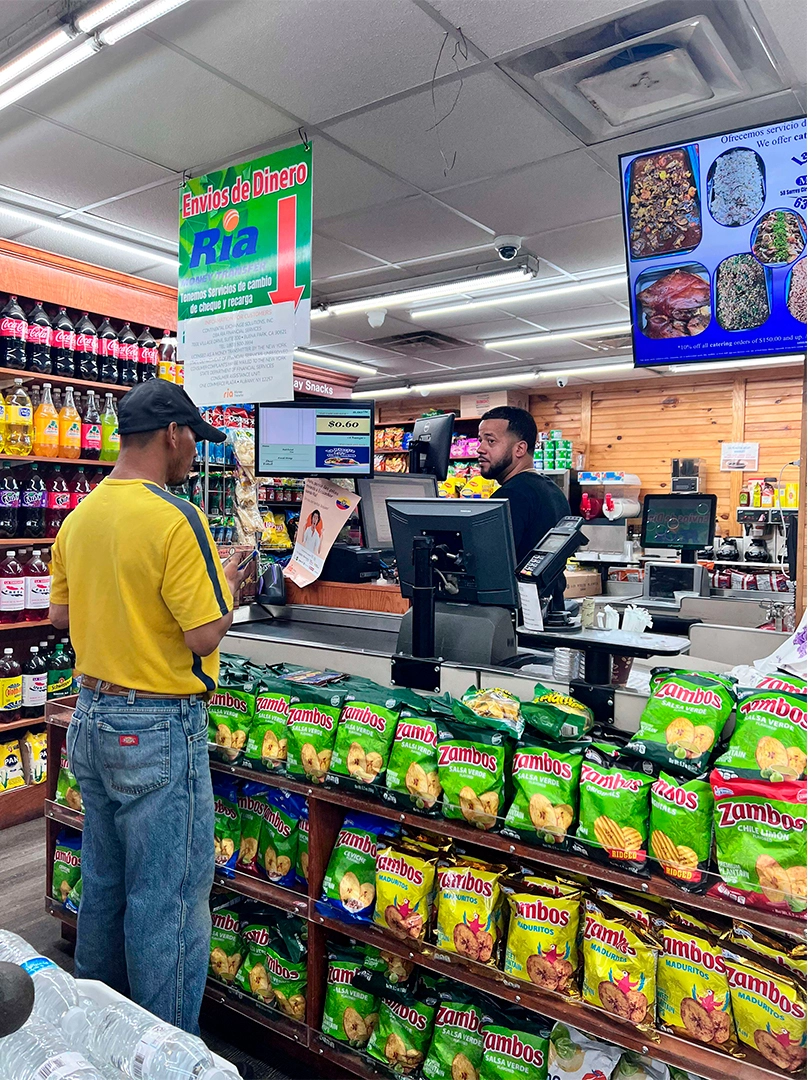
213,775,241,878
524,683,594,741
503,739,586,850
625,669,735,777
208,670,257,764
64,876,82,916
460,686,522,735
55,745,82,812
731,921,807,981
572,745,653,875
649,772,713,893
52,830,81,905
321,945,379,1047
286,684,347,783
363,945,415,987
295,800,309,888
434,856,507,966
264,914,307,1021
374,840,438,943
385,712,443,813
709,770,807,919
257,788,304,887
758,672,807,694
581,897,661,1032
330,684,400,790
437,719,507,831
715,687,807,782
423,990,485,1080
243,675,293,772
318,813,398,924
613,1053,671,1080
480,1003,552,1080
236,782,270,876
655,920,737,1051
235,909,276,1004
366,984,438,1076
548,1023,623,1080
209,895,243,985
502,877,581,997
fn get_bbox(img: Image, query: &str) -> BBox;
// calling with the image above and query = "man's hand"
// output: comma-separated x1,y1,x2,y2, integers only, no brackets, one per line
223,552,252,599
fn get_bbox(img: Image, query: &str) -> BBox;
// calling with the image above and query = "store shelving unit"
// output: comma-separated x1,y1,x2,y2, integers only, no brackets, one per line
0,367,132,395
0,453,114,468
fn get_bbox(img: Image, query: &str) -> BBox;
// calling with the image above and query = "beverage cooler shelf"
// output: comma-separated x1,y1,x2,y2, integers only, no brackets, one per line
0,619,51,631
0,454,114,468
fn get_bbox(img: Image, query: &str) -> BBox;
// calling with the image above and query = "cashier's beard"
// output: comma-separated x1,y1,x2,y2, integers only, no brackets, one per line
478,446,512,481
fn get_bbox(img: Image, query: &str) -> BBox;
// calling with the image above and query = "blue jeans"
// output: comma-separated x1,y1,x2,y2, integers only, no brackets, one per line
67,684,215,1034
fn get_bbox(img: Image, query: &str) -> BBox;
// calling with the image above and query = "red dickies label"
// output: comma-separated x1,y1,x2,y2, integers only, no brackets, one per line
119,734,139,746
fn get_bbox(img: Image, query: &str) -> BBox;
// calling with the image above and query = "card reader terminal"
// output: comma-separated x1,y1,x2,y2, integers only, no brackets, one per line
516,516,587,594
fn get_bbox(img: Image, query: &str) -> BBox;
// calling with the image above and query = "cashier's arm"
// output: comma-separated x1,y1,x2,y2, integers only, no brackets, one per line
50,603,70,630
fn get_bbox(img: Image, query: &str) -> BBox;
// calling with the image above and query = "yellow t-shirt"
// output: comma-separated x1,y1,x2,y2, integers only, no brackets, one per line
50,478,233,695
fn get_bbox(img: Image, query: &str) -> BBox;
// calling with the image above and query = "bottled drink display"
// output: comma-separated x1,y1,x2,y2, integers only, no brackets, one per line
100,394,119,462
117,322,138,385
0,469,19,538
52,307,76,378
0,296,27,369
47,642,73,700
158,330,176,381
33,383,59,457
23,549,50,621
0,931,84,1026
96,316,119,384
28,384,41,410
69,466,91,509
20,464,47,536
0,550,24,623
0,646,21,722
4,379,33,457
73,312,99,382
46,465,70,536
59,386,81,459
21,644,47,718
0,389,5,453
0,1016,106,1080
137,326,158,382
25,301,52,374
81,390,101,460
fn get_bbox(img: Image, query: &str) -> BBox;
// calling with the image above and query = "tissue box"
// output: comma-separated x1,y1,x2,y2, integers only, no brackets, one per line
564,570,602,598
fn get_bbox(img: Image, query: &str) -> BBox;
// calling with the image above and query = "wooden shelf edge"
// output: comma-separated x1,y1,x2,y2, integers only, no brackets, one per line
0,619,52,632
0,782,46,828
311,1034,387,1079
44,798,84,831
202,981,309,1047
0,714,46,735
0,539,55,546
0,367,132,395
214,872,308,917
0,454,113,468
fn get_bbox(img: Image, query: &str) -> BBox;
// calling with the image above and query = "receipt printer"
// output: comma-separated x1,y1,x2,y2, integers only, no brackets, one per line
322,544,381,583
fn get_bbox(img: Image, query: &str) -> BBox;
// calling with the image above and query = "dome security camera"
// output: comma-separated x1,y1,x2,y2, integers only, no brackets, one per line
367,308,387,328
494,235,522,261
556,375,568,388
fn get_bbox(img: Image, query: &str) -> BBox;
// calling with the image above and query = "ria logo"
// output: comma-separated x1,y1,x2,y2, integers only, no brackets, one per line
190,225,258,268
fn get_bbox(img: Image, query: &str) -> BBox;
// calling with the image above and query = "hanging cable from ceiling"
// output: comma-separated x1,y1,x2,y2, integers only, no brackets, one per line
428,26,468,177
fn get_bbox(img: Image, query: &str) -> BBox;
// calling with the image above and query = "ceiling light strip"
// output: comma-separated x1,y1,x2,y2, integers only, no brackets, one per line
0,27,75,90
484,323,631,349
293,349,378,376
76,0,143,32
98,0,196,45
664,355,805,374
0,38,100,112
413,275,627,319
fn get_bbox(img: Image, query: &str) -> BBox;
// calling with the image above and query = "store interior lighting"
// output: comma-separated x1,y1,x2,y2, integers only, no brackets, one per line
666,355,806,374
412,273,627,319
0,28,75,90
293,349,378,376
75,0,143,33
484,323,632,349
98,0,193,45
0,38,101,112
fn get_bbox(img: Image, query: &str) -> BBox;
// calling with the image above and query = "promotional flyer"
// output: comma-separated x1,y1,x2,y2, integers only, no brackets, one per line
283,478,361,587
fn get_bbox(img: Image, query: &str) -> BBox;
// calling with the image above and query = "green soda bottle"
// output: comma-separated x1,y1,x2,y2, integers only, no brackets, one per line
100,392,120,462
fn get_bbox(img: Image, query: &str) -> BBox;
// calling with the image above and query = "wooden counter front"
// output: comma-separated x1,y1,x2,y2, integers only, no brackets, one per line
284,579,410,614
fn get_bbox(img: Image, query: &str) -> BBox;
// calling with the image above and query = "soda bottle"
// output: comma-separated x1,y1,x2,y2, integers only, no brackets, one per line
69,467,90,509
88,467,103,492
33,383,59,458
0,551,24,623
19,464,46,537
0,388,5,453
0,470,19,539
96,316,118,384
0,296,27,369
61,637,75,670
24,302,52,374
58,387,81,459
100,394,119,462
21,645,47,719
80,390,101,460
23,549,50,622
117,322,138,386
4,378,33,457
51,308,75,378
45,465,70,537
29,384,41,410
47,642,72,699
73,312,98,382
0,647,21,722
137,326,157,382
52,387,62,413
158,330,176,381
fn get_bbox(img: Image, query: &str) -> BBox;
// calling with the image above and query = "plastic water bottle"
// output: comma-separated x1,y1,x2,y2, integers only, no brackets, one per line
0,931,84,1028
0,1017,105,1080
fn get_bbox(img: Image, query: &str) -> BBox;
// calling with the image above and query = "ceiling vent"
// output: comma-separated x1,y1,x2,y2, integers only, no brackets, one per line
370,330,468,353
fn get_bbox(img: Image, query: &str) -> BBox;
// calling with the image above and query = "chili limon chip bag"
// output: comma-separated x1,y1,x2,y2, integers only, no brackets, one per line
437,719,507,832
321,945,379,1047
434,856,507,966
655,920,737,1051
423,991,485,1080
582,897,661,1032
503,738,586,849
286,684,347,783
244,675,293,772
572,746,653,875
716,687,807,782
374,840,438,943
649,772,713,892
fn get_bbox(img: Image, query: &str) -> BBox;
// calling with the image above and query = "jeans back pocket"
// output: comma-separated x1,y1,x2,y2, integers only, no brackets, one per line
97,717,171,795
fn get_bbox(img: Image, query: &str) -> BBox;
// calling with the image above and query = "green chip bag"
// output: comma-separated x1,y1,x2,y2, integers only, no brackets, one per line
244,675,292,772
236,782,270,877
366,989,437,1075
213,776,241,878
503,739,586,849
548,1023,623,1080
209,895,243,984
52,830,81,905
295,801,309,888
649,772,713,893
321,946,379,1047
330,685,400,790
524,683,594,741
422,992,484,1080
480,1003,552,1080
286,684,347,783
208,671,257,763
64,876,82,915
259,789,304,887
319,813,398,924
235,912,275,1003
437,719,507,832
625,668,735,777
452,688,523,738
55,745,82,812
716,687,807,782
572,746,653,875
265,916,307,1021
385,713,442,813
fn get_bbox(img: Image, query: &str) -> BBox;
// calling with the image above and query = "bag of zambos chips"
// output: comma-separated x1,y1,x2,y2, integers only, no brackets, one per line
730,921,807,982
757,672,806,694
715,686,807,783
374,839,438,943
613,1053,671,1080
503,738,586,850
365,980,438,1076
502,877,581,997
54,746,82,812
548,1023,623,1080
654,918,737,1051
330,680,402,790
422,989,485,1080
236,782,270,876
480,1002,552,1080
295,801,309,888
384,700,443,813
363,945,415,987
52,830,81,905
213,775,241,878
625,669,735,778
649,771,713,892
572,744,653,875
258,788,304,887
264,913,307,1021
286,684,348,783
208,669,257,764
460,686,522,732
64,876,82,916
235,907,276,1004
318,813,398,924
434,855,507,966
709,770,807,919
581,896,661,1032
243,675,293,772
524,683,594,742
722,941,807,1073
0,739,25,791
209,894,243,984
321,945,379,1047
437,716,508,832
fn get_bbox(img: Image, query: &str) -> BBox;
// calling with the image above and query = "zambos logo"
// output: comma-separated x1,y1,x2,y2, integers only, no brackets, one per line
190,225,258,269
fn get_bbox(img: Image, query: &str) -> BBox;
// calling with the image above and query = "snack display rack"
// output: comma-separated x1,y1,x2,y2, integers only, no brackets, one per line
43,697,804,1080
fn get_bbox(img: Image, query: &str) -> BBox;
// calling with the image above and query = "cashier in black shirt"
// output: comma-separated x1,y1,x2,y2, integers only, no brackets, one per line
478,406,571,607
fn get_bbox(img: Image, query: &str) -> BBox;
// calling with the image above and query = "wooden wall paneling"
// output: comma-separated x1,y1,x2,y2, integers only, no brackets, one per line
728,377,747,537
529,388,583,449
579,388,592,463
743,375,804,477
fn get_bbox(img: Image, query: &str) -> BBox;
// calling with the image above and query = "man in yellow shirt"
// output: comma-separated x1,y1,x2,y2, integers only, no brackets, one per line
50,379,247,1034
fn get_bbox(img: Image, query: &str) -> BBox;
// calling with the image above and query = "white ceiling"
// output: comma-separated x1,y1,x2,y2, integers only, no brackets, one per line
0,0,805,390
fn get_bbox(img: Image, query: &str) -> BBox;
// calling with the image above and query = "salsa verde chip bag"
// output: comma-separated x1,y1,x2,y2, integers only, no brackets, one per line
422,991,485,1080
503,739,586,849
366,986,438,1075
236,782,270,876
548,1023,623,1080
582,896,661,1032
318,813,398,924
55,745,82,812
437,719,507,831
758,672,807,694
625,669,735,777
52,830,81,905
265,916,307,1021
480,1003,552,1080
385,712,442,813
295,800,309,888
649,771,713,892
244,675,292,771
209,895,243,984
259,788,304,887
525,683,594,741
321,945,379,1047
716,687,807,782
572,745,653,875
330,684,401,790
208,671,256,764
286,684,347,783
213,775,241,878
235,910,275,1003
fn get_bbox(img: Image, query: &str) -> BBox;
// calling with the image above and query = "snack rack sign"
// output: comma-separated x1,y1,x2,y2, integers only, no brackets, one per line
619,116,807,368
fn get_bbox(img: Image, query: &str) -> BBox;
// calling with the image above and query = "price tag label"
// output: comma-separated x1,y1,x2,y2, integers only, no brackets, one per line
315,414,370,435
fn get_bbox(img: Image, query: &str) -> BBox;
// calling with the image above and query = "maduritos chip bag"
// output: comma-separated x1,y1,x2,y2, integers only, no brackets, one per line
434,856,507,966
716,687,807,782
649,771,713,892
572,746,653,875
437,719,507,831
243,675,292,772
374,840,438,943
321,945,379,1047
655,921,737,1051
286,684,347,783
503,739,586,849
423,991,484,1080
503,878,581,997
582,897,661,1032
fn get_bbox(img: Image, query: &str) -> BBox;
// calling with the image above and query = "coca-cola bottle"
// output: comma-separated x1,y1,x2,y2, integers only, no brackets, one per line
45,465,69,537
0,296,27,369
81,390,101,460
19,464,46,538
52,307,76,377
97,317,119,383
137,326,157,382
69,466,90,509
0,551,24,623
74,312,98,381
117,322,138,386
23,549,50,622
25,302,52,374
0,471,19,539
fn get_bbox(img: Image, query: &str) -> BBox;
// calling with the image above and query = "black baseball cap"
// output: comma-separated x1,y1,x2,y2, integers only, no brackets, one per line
118,380,227,443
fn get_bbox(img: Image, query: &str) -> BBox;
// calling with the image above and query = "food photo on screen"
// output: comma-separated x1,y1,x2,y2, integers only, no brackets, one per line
786,259,807,322
635,264,711,338
627,146,702,259
751,208,806,266
715,254,771,331
707,147,766,227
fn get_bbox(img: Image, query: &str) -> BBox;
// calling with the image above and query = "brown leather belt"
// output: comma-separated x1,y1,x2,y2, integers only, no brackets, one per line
81,675,205,701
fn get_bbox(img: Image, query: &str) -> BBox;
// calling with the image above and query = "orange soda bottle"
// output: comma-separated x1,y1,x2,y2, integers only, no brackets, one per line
58,386,81,459
33,383,59,457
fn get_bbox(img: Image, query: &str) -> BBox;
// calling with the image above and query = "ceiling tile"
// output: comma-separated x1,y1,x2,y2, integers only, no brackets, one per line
748,0,807,86
530,302,629,331
326,71,578,191
92,181,181,240
129,261,180,287
313,140,415,219
312,232,384,280
316,342,409,363
526,216,626,275
0,2,54,43
315,312,417,341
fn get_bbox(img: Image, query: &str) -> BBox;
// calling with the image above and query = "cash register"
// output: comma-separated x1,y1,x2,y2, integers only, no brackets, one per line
515,516,588,628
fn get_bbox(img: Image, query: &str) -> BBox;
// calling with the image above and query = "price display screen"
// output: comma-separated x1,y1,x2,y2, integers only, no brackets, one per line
256,400,375,477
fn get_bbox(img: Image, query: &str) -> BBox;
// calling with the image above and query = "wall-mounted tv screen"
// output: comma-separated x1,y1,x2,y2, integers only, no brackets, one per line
619,116,807,367
255,400,374,477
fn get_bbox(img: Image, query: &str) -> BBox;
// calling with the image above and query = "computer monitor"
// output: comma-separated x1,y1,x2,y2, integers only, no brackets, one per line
641,494,717,562
255,400,374,477
356,474,438,554
409,413,455,481
387,498,518,607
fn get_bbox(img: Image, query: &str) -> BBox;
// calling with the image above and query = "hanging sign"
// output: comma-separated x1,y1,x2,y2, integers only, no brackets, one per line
178,143,312,406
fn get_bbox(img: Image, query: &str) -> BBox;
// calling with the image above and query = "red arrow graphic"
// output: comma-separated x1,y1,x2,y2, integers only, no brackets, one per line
268,194,305,309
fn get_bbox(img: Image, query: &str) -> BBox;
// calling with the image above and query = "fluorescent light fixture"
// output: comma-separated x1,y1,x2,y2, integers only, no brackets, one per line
537,361,634,378
664,355,806,374
0,28,75,90
352,387,407,400
484,323,631,349
413,275,627,320
293,349,378,376
0,37,99,112
76,0,142,32
312,267,535,319
99,0,192,44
